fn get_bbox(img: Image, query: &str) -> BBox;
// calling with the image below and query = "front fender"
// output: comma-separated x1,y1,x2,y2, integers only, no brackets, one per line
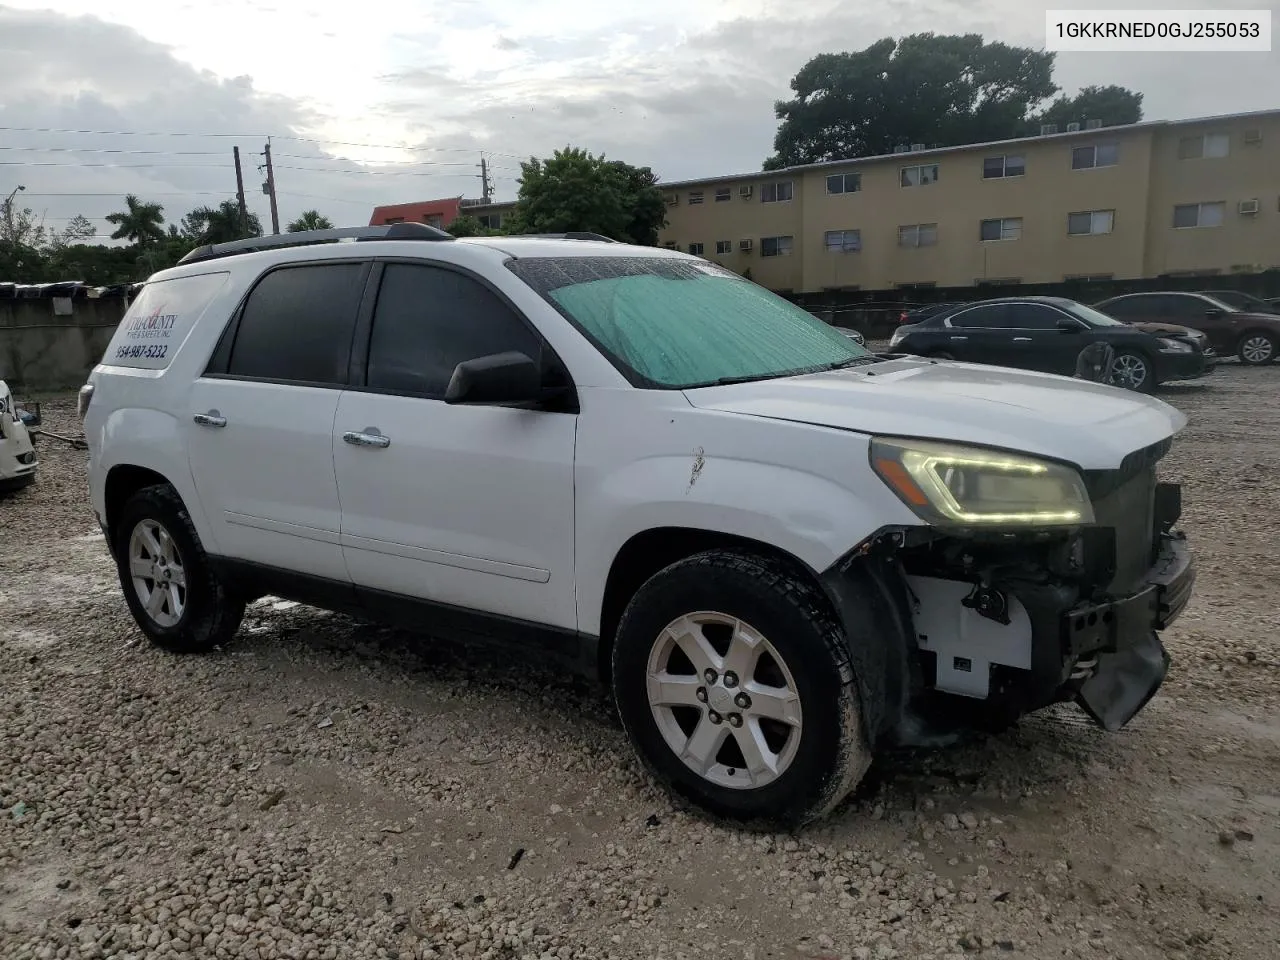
575,446,919,636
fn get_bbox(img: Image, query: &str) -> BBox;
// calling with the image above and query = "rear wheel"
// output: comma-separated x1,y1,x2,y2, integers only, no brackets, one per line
1109,351,1153,392
112,484,244,653
611,551,871,827
1237,332,1277,365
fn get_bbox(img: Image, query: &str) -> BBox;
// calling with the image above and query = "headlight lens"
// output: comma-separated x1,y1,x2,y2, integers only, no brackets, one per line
1157,337,1191,353
888,330,904,348
871,438,1094,527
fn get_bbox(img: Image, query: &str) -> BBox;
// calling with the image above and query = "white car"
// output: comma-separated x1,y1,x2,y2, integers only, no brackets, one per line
0,378,38,493
80,225,1196,826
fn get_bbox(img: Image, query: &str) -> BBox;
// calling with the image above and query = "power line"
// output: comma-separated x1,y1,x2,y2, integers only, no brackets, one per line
0,125,262,138
0,146,226,157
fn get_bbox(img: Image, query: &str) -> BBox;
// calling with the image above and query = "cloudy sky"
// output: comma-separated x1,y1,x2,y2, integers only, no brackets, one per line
1,0,1276,240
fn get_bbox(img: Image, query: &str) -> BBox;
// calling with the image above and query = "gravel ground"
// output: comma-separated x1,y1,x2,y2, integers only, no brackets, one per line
2,363,1278,960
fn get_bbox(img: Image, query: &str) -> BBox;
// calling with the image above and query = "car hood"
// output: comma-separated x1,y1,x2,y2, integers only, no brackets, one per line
683,358,1186,470
1129,321,1198,338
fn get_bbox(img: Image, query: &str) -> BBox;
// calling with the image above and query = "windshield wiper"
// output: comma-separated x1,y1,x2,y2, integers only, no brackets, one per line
824,355,880,371
712,372,784,386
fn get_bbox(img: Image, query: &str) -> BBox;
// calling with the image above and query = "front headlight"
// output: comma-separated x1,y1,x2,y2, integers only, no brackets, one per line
870,438,1094,527
888,330,904,348
1157,337,1191,353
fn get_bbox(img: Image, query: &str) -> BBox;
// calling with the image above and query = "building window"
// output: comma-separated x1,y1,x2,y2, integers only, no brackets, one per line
1071,143,1120,169
826,173,862,195
688,242,704,255
384,217,405,224
1064,274,1114,282
1067,210,1115,236
1178,133,1230,159
975,277,1021,286
715,240,732,255
715,187,731,202
824,229,862,252
477,214,502,229
665,195,679,207
424,214,444,228
900,164,939,187
688,191,704,205
982,155,1025,179
896,281,937,290
760,235,794,257
761,181,794,203
1173,201,1226,228
662,241,677,249
980,217,1022,242
898,223,938,247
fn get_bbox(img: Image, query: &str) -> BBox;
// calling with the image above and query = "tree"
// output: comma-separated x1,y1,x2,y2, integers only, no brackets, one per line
766,34,1069,168
511,147,666,245
445,215,504,238
105,194,166,246
47,215,98,251
181,200,263,245
287,210,334,232
1029,85,1144,132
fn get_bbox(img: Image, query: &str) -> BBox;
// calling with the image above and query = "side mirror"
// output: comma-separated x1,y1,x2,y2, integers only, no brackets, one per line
1057,318,1084,333
444,351,542,405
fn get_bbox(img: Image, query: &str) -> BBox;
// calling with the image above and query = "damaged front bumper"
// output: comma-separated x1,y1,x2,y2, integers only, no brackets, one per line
823,476,1195,745
0,413,39,485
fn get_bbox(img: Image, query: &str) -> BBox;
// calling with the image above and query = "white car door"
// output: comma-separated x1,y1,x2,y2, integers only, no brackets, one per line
333,260,578,631
186,259,371,582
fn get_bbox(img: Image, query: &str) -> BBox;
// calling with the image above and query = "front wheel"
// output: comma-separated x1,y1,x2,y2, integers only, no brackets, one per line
611,551,870,827
1109,351,1153,392
1237,332,1277,365
112,484,245,653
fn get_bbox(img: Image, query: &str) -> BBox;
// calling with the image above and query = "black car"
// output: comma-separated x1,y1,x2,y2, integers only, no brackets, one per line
888,296,1211,392
1198,289,1279,315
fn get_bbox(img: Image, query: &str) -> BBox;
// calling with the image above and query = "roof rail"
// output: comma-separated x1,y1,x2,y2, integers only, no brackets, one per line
177,222,454,265
521,232,617,243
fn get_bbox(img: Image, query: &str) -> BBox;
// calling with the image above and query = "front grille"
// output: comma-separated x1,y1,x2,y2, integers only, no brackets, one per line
1083,439,1171,594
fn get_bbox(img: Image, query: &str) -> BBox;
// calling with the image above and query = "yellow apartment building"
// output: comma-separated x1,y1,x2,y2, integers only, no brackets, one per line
459,108,1280,295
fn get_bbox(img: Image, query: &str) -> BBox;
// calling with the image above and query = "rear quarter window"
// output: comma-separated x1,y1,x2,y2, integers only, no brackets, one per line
104,271,231,370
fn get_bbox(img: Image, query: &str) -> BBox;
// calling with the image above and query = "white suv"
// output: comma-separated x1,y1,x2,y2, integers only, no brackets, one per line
81,225,1196,826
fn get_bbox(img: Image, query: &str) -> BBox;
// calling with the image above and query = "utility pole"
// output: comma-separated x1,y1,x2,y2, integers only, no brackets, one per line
262,139,281,235
232,147,249,238
479,155,492,204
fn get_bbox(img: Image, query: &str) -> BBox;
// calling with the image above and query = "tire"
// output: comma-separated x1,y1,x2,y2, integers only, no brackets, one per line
0,473,35,495
611,550,871,827
1109,351,1153,393
1237,331,1277,365
111,483,244,653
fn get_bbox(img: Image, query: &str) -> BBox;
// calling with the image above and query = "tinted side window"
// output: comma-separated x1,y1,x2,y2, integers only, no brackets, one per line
1099,297,1143,318
950,305,1011,328
1009,304,1065,330
228,263,365,384
367,263,543,397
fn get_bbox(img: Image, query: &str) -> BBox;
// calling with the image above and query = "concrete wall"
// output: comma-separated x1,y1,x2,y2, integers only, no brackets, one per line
0,296,126,393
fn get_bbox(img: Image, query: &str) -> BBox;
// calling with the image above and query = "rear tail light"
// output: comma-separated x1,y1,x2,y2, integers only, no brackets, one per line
77,383,94,420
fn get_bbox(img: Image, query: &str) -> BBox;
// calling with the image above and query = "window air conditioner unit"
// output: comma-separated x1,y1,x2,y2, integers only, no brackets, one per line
1086,119,1103,130
1238,198,1260,215
739,239,754,252
1066,122,1081,133
739,184,754,199
1040,124,1058,135
1244,128,1263,144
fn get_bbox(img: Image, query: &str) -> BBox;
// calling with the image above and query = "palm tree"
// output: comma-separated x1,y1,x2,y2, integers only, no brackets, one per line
181,200,263,245
287,210,334,233
105,194,166,246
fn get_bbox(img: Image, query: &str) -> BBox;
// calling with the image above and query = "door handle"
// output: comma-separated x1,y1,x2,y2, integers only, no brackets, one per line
1012,337,1032,342
949,335,968,341
193,413,227,428
343,430,390,449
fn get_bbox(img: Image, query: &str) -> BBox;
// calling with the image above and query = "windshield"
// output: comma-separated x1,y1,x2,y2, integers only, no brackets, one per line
1198,292,1243,312
1064,301,1127,327
507,256,870,388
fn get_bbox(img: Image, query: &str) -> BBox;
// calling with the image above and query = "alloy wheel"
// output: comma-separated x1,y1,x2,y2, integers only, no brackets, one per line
128,518,187,628
1110,354,1148,390
645,611,803,790
1240,335,1274,364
